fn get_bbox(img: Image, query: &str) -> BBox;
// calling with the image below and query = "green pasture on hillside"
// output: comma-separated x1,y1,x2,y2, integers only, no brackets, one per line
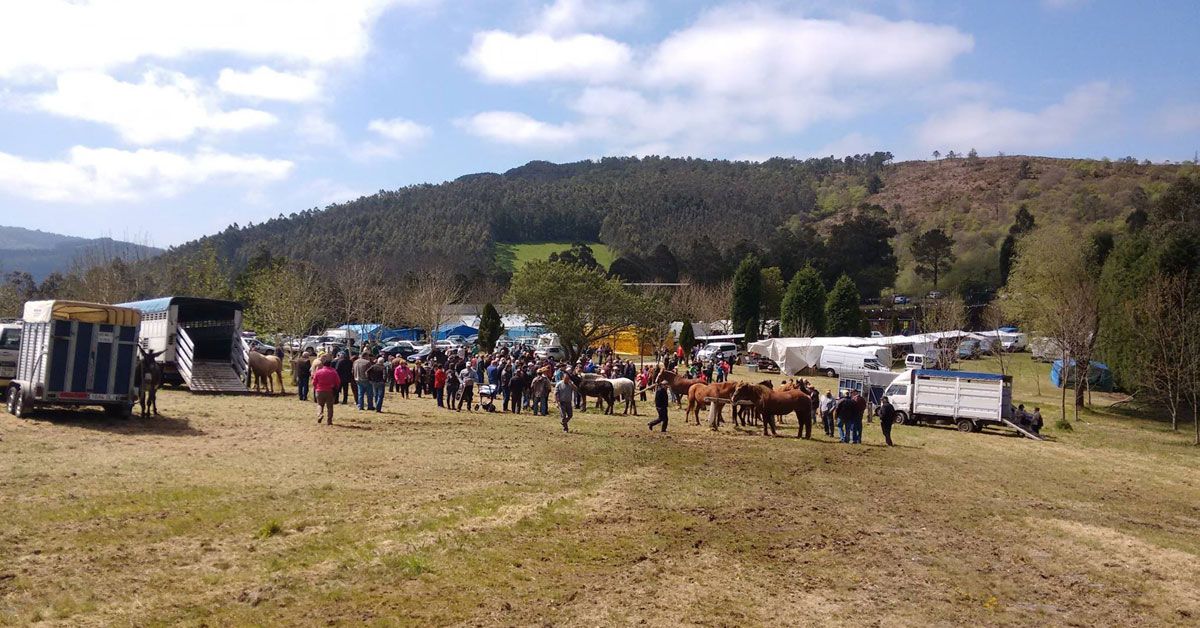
494,242,615,273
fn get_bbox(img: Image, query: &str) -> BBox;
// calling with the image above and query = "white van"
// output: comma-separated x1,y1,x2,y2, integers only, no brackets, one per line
817,345,889,378
904,352,934,369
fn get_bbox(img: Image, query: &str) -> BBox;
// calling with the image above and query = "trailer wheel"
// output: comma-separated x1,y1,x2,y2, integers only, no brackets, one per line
956,418,974,433
824,368,837,378
894,411,908,425
7,386,28,418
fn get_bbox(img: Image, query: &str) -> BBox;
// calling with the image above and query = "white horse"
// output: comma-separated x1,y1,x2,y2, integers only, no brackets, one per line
581,373,638,415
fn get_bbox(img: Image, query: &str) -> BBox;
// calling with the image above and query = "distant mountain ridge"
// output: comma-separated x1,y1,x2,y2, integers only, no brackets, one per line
0,226,163,280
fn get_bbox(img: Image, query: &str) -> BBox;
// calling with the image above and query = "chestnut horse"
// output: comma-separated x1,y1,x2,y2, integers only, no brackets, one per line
654,367,703,408
685,382,737,425
731,381,816,438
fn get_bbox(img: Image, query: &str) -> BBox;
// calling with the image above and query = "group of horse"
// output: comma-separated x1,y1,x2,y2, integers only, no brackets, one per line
653,367,817,438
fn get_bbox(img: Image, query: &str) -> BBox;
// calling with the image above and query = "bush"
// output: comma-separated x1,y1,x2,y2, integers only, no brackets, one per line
1054,418,1074,432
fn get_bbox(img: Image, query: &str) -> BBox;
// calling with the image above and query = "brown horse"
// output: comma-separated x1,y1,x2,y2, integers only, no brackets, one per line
731,381,815,437
248,348,286,394
137,348,163,417
685,381,737,424
654,366,703,408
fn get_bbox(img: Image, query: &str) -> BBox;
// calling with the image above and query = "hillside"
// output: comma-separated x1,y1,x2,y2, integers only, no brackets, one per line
0,226,163,280
178,154,1192,294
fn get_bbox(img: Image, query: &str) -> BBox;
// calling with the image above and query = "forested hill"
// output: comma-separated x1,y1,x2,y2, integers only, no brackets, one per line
180,153,1193,295
0,226,162,280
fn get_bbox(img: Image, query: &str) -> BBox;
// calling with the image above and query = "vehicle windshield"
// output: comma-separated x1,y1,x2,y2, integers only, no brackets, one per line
864,359,883,370
0,329,20,350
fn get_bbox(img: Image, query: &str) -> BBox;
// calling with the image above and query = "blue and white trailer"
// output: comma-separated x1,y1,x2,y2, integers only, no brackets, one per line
6,300,141,418
881,368,1038,439
117,296,248,394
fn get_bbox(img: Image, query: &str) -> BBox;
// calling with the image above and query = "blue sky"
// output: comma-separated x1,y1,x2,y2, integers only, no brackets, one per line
0,0,1196,246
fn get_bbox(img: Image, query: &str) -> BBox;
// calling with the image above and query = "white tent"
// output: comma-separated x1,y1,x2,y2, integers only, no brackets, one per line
750,331,974,374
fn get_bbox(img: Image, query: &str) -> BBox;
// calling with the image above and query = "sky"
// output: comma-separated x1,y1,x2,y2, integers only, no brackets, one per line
0,0,1197,246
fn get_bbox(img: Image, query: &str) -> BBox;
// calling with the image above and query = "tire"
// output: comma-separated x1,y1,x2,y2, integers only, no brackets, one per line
8,386,28,418
824,368,837,378
956,418,974,433
894,411,908,426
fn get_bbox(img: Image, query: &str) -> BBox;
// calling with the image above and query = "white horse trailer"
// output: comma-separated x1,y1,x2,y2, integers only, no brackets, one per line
117,297,249,394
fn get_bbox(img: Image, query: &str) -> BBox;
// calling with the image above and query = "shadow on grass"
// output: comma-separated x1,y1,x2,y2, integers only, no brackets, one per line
22,409,205,437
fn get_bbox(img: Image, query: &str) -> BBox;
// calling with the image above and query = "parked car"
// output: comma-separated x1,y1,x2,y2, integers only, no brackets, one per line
957,339,982,360
696,342,739,363
893,295,910,305
445,335,467,347
535,346,566,360
246,338,276,355
870,331,884,339
406,345,433,363
381,341,419,359
926,290,945,300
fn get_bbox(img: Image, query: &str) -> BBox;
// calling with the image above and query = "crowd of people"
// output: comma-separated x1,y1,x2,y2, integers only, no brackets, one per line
290,340,899,446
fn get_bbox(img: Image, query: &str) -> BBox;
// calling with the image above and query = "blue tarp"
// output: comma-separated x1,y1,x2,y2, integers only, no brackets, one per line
382,328,423,341
433,323,478,340
915,369,1009,382
1050,360,1114,391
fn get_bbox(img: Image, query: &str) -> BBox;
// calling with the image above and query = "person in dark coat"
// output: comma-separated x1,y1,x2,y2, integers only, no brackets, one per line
333,352,355,404
509,368,527,415
647,382,670,432
878,396,896,446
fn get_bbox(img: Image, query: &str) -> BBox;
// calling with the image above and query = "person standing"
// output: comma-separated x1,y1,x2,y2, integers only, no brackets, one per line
333,352,354,404
1031,407,1044,435
433,364,447,408
821,390,836,437
555,374,578,432
878,396,896,446
444,365,459,411
395,361,412,399
353,352,373,410
367,357,387,413
312,357,340,425
531,368,550,416
647,381,670,432
457,363,475,412
835,391,856,443
850,390,866,444
293,351,313,402
509,367,527,415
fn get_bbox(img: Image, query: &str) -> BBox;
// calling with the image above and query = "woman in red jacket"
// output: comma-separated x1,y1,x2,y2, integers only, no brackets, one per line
395,362,413,399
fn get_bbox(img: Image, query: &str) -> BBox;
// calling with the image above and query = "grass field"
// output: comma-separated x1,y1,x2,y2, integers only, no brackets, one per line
493,242,615,273
2,355,1199,626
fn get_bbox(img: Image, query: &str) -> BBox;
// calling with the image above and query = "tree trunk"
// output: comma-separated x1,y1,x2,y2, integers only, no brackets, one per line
1060,352,1069,425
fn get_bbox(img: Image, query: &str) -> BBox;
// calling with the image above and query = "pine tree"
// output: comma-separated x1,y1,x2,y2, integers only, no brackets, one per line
679,318,697,353
477,302,505,352
825,274,865,336
730,254,762,337
780,265,826,336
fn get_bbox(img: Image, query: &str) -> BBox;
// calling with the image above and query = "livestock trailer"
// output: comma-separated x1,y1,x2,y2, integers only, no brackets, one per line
6,300,141,418
882,369,1037,438
0,319,21,394
117,296,248,394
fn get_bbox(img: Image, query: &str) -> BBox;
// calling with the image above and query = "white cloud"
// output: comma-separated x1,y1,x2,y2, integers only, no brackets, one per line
367,117,433,145
463,8,973,151
37,70,277,144
297,113,344,146
218,66,322,102
915,82,1120,153
0,0,427,80
459,111,581,146
0,146,293,203
809,132,881,158
536,0,647,34
464,31,632,83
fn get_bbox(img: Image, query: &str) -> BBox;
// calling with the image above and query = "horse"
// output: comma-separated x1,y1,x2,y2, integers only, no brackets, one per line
653,366,703,408
568,372,615,414
247,348,286,394
734,379,776,426
137,347,163,418
606,377,638,415
685,381,737,425
731,381,815,437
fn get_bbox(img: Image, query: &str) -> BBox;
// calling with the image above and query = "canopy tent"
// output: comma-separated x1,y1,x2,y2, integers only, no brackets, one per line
433,323,478,340
383,328,423,342
1050,360,1114,392
500,314,546,338
23,300,141,327
747,338,825,375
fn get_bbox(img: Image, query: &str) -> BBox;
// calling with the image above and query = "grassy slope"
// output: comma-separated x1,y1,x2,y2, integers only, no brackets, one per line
494,242,615,273
1,355,1198,626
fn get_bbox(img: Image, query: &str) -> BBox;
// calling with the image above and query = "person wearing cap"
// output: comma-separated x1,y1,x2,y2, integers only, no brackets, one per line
530,367,550,416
